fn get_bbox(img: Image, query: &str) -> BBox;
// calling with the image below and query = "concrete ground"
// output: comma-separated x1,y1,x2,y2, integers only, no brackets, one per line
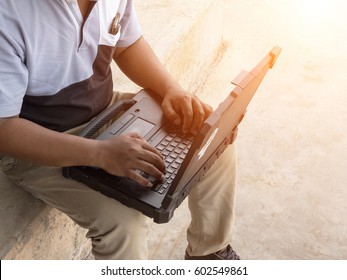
148,0,347,259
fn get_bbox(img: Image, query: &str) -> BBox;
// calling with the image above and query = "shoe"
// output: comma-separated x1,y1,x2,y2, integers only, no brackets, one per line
185,245,240,260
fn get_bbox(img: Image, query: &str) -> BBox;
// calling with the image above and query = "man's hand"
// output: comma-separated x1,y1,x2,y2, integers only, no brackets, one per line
161,89,213,134
113,37,213,134
94,132,166,187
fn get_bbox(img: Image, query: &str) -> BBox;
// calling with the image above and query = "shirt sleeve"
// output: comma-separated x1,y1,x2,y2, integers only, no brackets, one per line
116,0,142,47
0,9,28,118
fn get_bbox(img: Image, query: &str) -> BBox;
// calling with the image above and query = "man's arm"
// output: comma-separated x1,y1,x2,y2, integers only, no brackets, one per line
0,116,165,187
0,117,96,167
113,36,213,134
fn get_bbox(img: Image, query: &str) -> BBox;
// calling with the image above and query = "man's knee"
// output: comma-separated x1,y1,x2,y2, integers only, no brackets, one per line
88,201,150,259
86,198,149,238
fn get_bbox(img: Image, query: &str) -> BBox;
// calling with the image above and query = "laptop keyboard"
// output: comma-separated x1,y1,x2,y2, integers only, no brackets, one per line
140,130,193,194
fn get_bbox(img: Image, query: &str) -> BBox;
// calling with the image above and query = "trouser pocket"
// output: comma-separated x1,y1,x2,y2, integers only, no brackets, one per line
0,155,18,174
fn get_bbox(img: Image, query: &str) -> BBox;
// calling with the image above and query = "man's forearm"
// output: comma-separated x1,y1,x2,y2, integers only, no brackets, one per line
114,36,182,98
0,117,166,186
0,117,97,167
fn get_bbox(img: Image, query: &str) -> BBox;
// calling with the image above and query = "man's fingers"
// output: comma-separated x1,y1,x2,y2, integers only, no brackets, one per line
139,145,166,172
179,96,194,133
126,169,154,187
190,97,206,134
162,99,182,126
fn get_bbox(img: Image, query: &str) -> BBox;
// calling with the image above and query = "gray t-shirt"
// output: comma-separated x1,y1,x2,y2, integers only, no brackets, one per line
0,0,142,131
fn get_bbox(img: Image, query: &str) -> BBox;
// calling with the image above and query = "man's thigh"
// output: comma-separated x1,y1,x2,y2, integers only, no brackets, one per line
0,155,145,230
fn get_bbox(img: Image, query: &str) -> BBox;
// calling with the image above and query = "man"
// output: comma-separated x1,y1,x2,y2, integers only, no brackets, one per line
0,0,239,259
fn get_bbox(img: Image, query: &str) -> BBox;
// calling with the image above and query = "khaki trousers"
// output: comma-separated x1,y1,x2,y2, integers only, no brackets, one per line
0,93,237,259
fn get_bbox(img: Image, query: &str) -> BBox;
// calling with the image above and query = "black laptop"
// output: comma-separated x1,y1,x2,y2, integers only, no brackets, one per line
63,46,281,223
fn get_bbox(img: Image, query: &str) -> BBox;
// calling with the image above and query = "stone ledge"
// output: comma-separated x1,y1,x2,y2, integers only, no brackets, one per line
0,0,225,259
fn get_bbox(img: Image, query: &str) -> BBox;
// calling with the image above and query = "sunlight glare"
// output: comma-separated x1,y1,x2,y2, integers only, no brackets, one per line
297,0,332,21
287,0,346,47
294,0,344,26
